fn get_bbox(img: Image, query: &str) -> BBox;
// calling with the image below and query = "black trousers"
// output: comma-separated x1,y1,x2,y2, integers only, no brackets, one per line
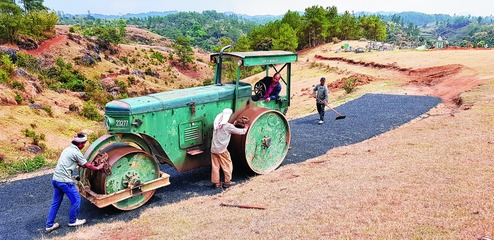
316,103,325,120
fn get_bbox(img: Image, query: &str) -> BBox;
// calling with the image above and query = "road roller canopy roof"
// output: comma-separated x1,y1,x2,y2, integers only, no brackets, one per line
210,51,298,67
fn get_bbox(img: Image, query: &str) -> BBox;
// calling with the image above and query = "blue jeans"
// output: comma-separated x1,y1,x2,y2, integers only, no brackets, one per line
46,180,81,227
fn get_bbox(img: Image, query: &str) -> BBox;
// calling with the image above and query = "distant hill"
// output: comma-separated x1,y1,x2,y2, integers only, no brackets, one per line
58,11,178,21
56,10,494,49
223,12,283,24
58,10,278,24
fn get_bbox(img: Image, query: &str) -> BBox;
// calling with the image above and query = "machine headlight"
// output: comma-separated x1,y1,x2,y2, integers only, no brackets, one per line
104,116,114,131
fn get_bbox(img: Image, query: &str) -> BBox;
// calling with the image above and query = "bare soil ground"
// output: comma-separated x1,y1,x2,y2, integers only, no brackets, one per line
50,41,494,239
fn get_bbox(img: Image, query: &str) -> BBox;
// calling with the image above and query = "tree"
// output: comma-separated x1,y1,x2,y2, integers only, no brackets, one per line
272,23,298,51
302,5,329,48
20,10,58,40
337,11,359,40
359,15,387,41
172,35,194,66
233,36,251,52
248,24,273,51
0,1,22,43
18,0,47,12
281,10,306,49
0,0,56,43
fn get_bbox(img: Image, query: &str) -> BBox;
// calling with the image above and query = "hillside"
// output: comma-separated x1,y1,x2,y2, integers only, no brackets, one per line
0,26,213,177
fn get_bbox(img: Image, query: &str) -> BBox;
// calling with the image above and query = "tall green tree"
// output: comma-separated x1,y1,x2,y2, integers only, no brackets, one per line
0,0,22,43
281,10,305,50
302,5,329,48
359,15,387,41
337,11,359,40
233,36,251,52
323,6,339,42
272,23,298,51
248,24,273,51
172,35,194,66
18,0,47,12
21,10,58,39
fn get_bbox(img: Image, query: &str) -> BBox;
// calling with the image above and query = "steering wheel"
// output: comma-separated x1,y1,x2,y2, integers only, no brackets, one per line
254,81,267,98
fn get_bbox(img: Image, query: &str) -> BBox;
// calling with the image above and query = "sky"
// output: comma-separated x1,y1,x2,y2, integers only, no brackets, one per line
43,0,493,17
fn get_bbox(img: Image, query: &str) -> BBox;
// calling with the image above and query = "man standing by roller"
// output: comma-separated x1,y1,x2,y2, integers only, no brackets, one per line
210,108,249,189
313,77,329,124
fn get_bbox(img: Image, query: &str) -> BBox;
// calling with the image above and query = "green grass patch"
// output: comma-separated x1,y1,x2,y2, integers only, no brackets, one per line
2,155,47,175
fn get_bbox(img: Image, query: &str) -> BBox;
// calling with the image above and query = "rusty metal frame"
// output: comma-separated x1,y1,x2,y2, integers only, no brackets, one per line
78,171,170,208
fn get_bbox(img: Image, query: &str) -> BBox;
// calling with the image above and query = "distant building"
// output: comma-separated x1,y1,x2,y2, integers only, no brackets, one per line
435,36,445,49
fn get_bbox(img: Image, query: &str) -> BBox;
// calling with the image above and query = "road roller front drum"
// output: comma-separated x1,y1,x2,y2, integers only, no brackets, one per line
230,107,291,174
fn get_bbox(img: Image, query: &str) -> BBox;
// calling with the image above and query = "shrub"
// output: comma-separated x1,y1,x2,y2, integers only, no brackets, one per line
69,103,79,112
81,101,103,121
127,76,135,85
342,78,357,93
119,56,129,64
0,69,10,84
41,106,53,117
0,54,14,73
22,128,45,145
15,52,40,72
150,52,164,63
115,80,127,93
15,94,23,104
12,80,25,90
11,155,46,173
145,67,153,76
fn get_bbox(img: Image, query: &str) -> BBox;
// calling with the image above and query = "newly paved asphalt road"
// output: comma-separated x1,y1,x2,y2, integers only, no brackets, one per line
0,93,441,239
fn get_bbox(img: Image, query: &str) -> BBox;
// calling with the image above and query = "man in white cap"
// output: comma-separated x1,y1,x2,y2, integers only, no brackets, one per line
210,108,249,189
45,132,104,233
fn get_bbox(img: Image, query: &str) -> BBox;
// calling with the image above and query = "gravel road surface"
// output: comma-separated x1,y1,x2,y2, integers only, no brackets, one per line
0,93,441,239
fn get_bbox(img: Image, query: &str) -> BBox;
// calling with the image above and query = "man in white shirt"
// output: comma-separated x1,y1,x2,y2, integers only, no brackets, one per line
210,108,249,189
45,133,104,233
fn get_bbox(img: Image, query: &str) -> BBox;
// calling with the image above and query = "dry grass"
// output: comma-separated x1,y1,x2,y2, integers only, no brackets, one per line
0,103,103,178
52,43,494,240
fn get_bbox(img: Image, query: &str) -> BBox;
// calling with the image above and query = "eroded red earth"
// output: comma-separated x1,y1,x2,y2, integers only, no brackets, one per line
314,55,483,107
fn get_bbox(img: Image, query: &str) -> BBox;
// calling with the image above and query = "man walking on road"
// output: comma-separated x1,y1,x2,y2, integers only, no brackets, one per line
313,77,329,124
210,108,248,189
45,133,104,233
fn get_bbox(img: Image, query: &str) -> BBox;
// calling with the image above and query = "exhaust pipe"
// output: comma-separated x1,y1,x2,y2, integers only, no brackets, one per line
217,45,231,85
